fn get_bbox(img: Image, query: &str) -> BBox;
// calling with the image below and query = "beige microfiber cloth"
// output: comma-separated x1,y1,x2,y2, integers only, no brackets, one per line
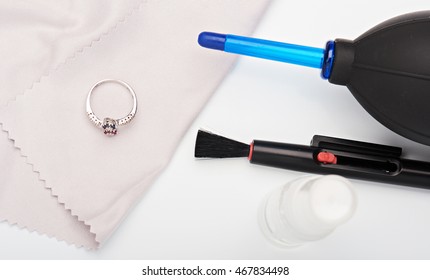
0,0,270,248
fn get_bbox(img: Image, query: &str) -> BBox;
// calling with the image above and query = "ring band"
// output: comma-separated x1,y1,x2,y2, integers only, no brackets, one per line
86,79,137,136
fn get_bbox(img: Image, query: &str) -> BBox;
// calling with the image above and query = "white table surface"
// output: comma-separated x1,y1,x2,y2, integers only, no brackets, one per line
2,0,430,259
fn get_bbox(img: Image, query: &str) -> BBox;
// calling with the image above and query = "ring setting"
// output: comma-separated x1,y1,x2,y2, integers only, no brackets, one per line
102,118,118,136
86,79,137,136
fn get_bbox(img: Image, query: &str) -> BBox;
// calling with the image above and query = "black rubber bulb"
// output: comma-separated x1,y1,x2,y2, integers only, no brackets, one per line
328,11,430,146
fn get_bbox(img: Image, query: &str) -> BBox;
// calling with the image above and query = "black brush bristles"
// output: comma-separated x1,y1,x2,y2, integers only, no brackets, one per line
195,130,250,158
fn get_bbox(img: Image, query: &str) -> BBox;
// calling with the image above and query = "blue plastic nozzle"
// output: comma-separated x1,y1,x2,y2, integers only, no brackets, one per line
198,31,334,79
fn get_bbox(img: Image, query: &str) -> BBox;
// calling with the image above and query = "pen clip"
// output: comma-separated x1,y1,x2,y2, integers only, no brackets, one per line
310,135,402,158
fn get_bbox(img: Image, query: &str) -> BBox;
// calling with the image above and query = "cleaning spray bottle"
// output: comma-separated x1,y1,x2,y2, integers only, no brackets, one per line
259,175,357,247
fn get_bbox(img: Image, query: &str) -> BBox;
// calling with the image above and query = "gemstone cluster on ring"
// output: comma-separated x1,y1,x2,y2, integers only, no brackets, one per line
102,118,118,136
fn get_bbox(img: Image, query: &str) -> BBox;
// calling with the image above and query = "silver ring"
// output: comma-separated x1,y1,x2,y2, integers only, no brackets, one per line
86,79,137,136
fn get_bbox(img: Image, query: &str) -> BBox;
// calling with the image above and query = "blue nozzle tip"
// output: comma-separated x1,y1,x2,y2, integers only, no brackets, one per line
198,32,226,51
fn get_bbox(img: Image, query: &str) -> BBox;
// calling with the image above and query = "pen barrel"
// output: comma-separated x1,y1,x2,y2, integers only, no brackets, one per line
396,159,430,189
250,140,430,190
250,140,320,172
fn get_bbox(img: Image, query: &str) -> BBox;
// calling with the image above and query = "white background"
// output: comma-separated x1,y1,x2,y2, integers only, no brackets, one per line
2,0,430,259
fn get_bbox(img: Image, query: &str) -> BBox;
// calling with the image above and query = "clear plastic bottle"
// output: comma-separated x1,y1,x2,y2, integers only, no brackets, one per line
259,175,357,247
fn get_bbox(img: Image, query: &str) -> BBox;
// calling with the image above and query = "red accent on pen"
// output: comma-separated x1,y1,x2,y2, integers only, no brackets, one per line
248,142,254,160
317,151,337,164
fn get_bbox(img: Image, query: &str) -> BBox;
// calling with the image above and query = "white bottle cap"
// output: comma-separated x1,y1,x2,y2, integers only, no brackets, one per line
259,175,357,247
